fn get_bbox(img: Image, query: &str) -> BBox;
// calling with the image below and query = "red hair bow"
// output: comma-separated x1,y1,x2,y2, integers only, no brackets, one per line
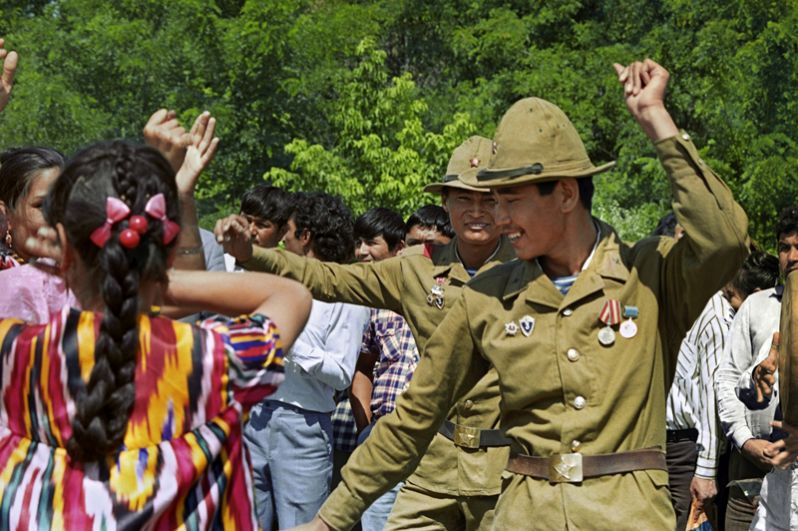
144,193,180,245
90,197,131,248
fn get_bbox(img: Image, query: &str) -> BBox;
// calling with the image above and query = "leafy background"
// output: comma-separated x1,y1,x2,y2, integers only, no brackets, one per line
1,0,796,247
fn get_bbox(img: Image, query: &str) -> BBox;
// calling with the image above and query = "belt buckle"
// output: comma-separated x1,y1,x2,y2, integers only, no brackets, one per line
453,424,481,449
548,453,583,483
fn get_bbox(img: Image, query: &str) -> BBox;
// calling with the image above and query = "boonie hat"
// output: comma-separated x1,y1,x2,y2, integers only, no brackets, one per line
464,98,615,189
423,136,493,194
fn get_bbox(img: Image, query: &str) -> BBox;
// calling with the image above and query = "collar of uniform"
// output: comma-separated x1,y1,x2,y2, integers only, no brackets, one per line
505,219,630,308
430,237,514,282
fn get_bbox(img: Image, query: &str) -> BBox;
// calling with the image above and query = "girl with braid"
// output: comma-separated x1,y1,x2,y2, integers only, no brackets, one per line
0,141,311,529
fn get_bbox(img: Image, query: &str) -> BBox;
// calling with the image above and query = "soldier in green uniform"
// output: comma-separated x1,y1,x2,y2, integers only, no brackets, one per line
292,59,750,530
216,136,516,530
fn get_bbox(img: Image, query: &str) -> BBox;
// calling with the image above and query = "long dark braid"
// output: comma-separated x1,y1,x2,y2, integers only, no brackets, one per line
45,141,178,462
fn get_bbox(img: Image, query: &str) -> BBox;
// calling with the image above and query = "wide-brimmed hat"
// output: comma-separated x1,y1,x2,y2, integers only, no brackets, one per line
463,98,615,189
423,136,493,194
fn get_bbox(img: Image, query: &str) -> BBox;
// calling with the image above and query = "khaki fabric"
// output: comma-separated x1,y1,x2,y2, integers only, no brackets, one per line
384,482,496,531
319,133,749,530
244,237,516,498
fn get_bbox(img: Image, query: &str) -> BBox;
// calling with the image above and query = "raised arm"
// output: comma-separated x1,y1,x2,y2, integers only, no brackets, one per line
144,110,219,271
615,59,749,352
0,38,18,113
166,269,311,351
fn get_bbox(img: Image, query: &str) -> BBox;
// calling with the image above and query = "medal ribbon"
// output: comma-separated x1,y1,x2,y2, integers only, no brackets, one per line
598,299,622,326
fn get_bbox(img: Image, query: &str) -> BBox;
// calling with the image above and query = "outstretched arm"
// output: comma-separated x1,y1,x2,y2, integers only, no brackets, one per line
0,38,18,113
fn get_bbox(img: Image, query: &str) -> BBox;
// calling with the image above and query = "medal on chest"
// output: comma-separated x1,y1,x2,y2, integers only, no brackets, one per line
426,277,446,310
597,299,622,346
620,306,639,339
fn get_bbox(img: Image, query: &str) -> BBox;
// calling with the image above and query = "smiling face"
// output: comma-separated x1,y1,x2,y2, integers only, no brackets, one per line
443,189,500,246
493,181,567,262
355,235,396,262
5,167,60,260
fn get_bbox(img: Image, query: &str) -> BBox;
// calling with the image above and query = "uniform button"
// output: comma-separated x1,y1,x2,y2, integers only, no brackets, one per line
573,396,586,410
566,348,580,362
463,400,474,410
681,132,691,141
562,308,573,317
571,440,581,452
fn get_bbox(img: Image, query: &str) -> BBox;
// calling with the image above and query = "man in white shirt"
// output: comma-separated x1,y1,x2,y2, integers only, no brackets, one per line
243,192,370,530
715,206,798,530
667,250,779,529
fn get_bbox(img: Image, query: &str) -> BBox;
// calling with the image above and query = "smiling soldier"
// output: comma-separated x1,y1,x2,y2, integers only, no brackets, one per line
294,59,750,530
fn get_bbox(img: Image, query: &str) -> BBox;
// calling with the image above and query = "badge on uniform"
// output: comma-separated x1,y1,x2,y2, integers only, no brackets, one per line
505,321,519,336
620,306,639,339
427,277,446,310
519,315,535,337
597,299,621,346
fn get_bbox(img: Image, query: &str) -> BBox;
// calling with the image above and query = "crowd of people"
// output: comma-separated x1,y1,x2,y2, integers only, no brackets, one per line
0,37,797,531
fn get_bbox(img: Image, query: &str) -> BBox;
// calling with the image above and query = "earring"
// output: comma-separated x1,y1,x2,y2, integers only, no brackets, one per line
3,229,11,250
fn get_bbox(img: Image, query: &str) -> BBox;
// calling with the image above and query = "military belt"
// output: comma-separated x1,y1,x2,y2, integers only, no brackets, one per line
506,448,667,484
438,420,511,449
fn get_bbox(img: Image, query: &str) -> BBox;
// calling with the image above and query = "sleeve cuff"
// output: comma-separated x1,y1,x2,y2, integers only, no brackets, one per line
731,428,755,449
318,483,369,531
695,457,718,479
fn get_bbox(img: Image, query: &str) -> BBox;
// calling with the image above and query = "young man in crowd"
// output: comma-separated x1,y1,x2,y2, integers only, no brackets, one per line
351,207,420,530
221,183,293,271
217,136,516,530
715,205,798,531
243,191,370,530
404,204,453,247
294,58,749,530
666,250,779,529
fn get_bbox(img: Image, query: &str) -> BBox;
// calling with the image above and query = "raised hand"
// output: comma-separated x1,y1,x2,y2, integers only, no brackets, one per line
143,109,192,173
754,332,780,404
0,38,19,113
214,214,253,263
612,59,678,141
176,111,220,196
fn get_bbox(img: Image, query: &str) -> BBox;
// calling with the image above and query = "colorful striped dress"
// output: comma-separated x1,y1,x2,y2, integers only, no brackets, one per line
0,307,284,530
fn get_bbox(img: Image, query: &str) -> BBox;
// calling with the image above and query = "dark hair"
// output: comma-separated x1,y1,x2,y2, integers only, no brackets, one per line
0,147,65,210
652,212,678,237
45,141,178,462
289,192,354,263
240,184,293,227
776,205,798,241
537,177,594,210
354,207,406,251
732,250,780,297
405,204,454,239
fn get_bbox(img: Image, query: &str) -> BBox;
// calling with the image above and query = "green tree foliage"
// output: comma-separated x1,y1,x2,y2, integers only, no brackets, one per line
1,0,796,244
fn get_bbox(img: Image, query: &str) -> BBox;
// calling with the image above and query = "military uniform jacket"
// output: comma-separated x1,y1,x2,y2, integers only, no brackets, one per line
244,237,516,496
319,134,749,530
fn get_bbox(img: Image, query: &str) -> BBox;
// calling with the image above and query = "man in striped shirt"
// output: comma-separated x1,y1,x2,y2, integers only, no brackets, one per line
666,250,779,529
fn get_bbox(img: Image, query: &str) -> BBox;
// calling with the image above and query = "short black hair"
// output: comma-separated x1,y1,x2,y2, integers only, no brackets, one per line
405,204,454,238
354,207,406,251
239,184,293,227
776,205,798,241
652,212,678,237
732,250,780,297
536,177,594,211
290,192,354,263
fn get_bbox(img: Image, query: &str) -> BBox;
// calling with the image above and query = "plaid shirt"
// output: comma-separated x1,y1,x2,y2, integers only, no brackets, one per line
364,308,419,421
331,308,419,453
